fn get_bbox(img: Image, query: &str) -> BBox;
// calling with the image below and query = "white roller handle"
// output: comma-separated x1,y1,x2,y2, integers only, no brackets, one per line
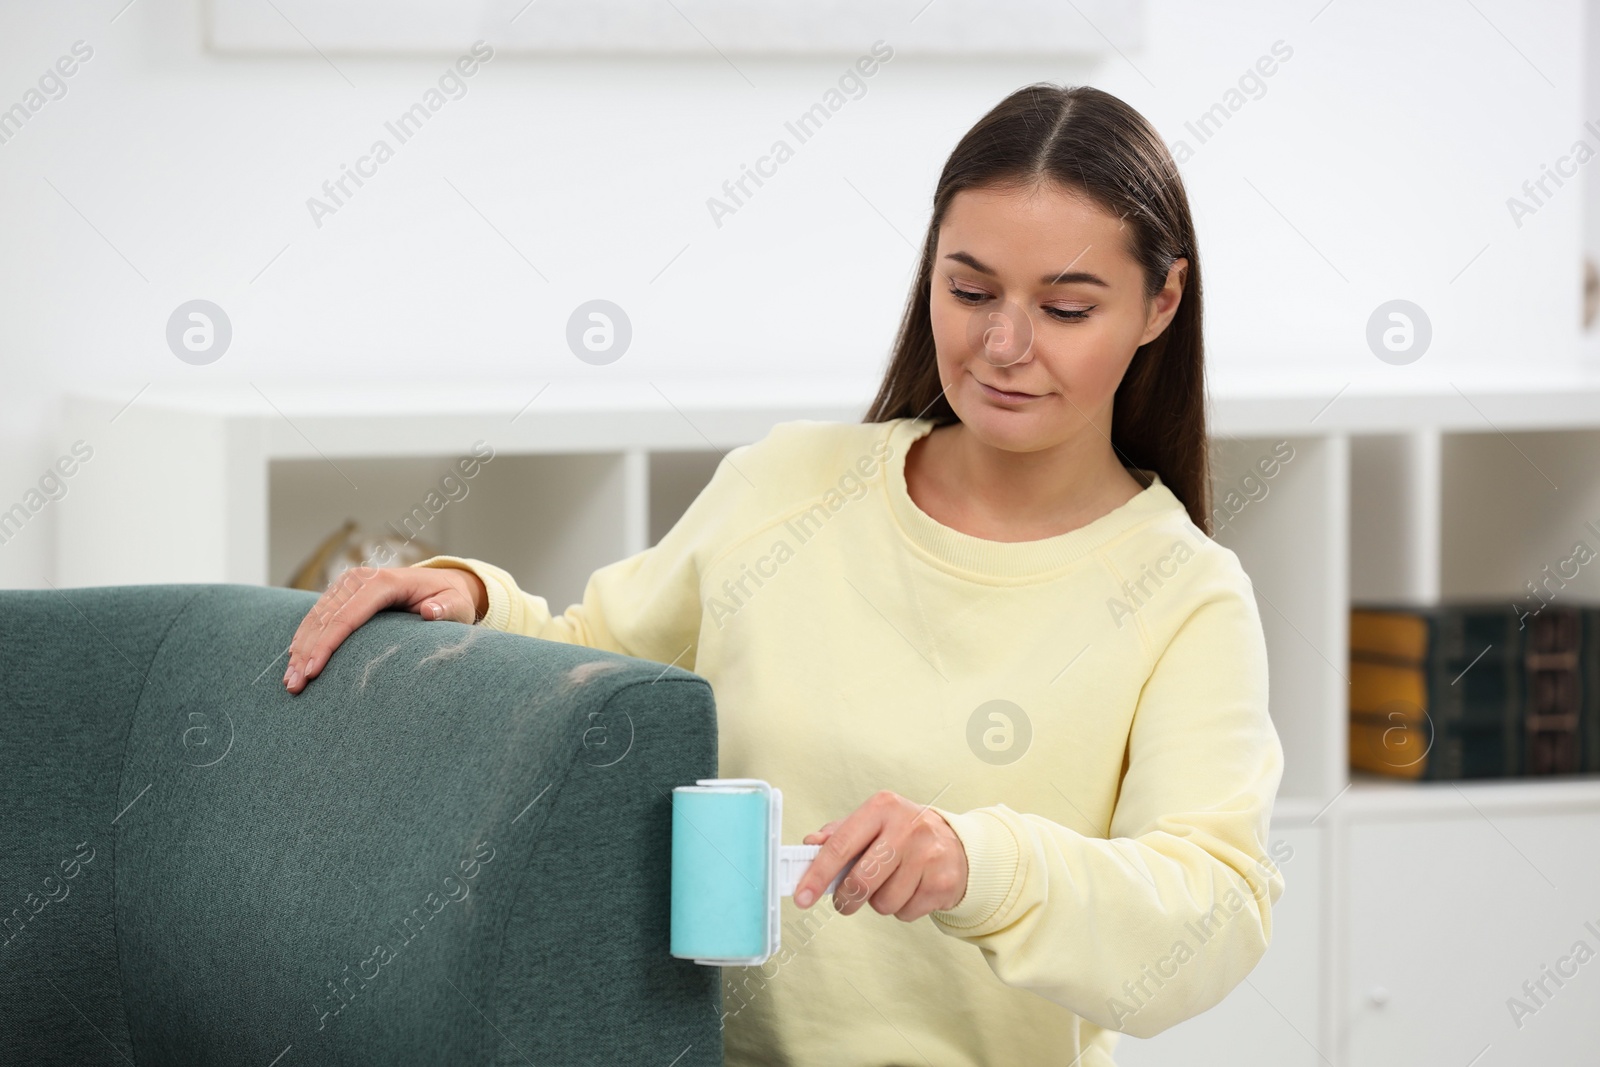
776,844,860,899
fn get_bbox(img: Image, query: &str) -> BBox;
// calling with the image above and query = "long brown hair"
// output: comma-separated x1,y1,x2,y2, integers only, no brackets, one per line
864,83,1212,534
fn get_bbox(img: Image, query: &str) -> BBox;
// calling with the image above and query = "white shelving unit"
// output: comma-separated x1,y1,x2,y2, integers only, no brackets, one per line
56,365,1600,1065
57,379,868,614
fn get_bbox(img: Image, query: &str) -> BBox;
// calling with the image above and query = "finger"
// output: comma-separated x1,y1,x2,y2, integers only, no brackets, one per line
285,568,392,693
893,821,966,922
802,820,841,845
290,579,367,683
893,875,952,924
835,837,902,917
303,572,392,670
794,806,883,909
408,586,470,624
865,855,921,918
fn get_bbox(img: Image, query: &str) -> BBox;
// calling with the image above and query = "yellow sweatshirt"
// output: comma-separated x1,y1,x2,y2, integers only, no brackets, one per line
416,415,1285,1067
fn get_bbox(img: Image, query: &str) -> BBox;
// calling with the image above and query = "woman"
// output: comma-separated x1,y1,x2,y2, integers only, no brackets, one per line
283,82,1285,1066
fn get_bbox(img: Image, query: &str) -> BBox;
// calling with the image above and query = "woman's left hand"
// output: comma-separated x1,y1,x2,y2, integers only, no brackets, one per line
793,790,969,921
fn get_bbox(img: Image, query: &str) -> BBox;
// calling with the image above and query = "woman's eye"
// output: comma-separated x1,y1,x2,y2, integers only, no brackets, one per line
946,285,1092,322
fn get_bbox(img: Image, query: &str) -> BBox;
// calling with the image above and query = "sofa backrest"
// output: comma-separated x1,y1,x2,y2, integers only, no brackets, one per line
0,583,723,1065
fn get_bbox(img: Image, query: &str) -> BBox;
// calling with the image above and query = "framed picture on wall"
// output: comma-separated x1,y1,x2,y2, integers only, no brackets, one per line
205,0,1144,57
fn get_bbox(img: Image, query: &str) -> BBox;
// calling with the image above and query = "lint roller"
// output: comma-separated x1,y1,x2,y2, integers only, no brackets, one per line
670,778,860,966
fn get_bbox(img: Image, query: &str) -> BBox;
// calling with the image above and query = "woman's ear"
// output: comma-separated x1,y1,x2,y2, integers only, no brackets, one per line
1139,256,1188,346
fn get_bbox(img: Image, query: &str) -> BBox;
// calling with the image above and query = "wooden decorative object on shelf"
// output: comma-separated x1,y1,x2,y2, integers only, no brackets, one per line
284,519,444,592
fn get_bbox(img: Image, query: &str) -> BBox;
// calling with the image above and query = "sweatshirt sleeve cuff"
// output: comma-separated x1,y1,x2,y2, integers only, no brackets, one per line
927,806,1020,931
413,555,514,632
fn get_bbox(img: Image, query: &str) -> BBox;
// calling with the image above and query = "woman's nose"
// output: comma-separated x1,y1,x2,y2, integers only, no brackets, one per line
970,300,1035,366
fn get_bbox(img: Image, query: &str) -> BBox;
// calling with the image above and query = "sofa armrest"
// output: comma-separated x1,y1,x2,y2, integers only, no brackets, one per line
0,583,724,1066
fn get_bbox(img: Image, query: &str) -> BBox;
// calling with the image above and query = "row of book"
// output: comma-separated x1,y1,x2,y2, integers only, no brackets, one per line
1350,602,1600,780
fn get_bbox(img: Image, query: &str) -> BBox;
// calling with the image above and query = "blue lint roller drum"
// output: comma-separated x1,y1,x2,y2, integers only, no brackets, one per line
670,778,860,966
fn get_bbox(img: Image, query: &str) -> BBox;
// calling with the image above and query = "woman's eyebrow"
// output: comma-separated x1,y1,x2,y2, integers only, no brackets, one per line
942,250,1109,288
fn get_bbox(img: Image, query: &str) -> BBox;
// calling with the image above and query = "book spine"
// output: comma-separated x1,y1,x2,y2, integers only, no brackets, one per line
1525,608,1582,774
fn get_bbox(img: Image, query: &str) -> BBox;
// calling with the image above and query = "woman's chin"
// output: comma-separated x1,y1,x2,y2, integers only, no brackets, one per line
957,406,1055,452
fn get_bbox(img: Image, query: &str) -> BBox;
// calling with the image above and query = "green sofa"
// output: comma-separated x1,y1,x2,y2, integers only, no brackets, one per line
0,583,723,1065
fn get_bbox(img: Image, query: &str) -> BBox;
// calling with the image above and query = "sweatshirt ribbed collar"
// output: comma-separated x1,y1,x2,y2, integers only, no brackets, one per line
882,417,1188,580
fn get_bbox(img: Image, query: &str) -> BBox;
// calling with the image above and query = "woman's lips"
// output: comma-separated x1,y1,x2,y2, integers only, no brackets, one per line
978,380,1042,403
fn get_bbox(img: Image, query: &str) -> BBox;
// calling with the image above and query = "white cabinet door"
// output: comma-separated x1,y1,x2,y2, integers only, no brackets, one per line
1115,825,1323,1067
1345,808,1600,1066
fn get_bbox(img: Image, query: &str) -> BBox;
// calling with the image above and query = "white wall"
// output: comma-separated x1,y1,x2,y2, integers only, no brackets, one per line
0,0,1586,588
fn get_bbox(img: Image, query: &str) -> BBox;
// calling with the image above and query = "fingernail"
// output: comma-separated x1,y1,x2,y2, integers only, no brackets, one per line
287,667,301,689
796,889,814,908
428,602,442,619
304,658,317,675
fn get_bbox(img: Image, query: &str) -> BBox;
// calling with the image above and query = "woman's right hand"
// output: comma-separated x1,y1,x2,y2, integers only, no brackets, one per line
282,564,489,695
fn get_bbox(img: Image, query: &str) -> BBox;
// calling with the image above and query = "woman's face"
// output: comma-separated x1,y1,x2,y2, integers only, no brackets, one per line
928,181,1187,455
